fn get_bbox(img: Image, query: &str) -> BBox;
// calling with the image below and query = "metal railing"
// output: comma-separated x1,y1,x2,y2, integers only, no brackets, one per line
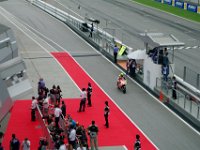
36,105,55,149
183,66,200,90
156,78,200,120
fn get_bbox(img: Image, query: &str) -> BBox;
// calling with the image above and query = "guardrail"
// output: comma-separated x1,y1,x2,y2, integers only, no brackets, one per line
155,77,200,120
36,105,55,149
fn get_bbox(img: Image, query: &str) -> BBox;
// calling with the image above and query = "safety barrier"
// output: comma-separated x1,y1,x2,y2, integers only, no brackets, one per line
155,78,200,121
36,105,55,149
155,0,200,14
183,66,200,90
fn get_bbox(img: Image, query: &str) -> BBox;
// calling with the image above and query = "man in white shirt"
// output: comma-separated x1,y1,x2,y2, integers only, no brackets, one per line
21,138,30,150
59,140,67,150
78,88,87,112
68,126,76,150
54,105,62,128
43,96,49,116
31,96,37,121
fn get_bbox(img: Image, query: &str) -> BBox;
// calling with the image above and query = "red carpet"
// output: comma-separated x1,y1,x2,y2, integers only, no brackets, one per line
52,52,157,149
2,100,43,150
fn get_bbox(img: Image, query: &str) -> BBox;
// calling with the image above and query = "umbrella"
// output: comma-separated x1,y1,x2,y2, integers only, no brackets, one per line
127,49,146,60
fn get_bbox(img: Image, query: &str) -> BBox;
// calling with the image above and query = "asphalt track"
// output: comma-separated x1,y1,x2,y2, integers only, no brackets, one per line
0,0,200,149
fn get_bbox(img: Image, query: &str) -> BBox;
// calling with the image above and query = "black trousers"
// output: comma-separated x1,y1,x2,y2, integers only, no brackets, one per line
79,98,86,112
55,117,60,128
31,109,36,121
114,52,117,63
172,89,177,99
87,94,92,106
104,114,109,128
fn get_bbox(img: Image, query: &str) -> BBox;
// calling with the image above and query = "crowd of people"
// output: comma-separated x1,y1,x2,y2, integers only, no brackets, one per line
31,78,107,150
0,77,141,150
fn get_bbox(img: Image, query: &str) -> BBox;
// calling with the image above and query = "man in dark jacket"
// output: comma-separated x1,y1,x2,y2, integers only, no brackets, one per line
10,134,20,150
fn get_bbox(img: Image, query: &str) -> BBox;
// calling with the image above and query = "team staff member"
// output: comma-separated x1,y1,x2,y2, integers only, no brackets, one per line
78,88,87,112
54,104,62,128
113,45,119,63
134,134,141,150
87,82,92,107
104,101,110,128
88,120,99,150
31,96,37,121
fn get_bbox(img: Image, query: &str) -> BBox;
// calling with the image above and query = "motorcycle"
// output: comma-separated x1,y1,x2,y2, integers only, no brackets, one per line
117,78,127,94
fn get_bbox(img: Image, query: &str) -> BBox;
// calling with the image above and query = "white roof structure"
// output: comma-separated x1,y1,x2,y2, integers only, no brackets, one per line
140,32,185,48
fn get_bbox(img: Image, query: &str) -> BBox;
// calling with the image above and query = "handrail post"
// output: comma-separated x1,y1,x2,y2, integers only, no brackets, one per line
184,95,187,109
183,66,186,81
197,74,200,90
190,100,192,113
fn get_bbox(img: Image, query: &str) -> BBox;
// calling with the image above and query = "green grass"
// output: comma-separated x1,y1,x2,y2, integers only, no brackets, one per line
132,0,200,22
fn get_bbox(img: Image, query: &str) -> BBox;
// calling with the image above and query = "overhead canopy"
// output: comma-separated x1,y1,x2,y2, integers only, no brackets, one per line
127,49,146,59
140,32,185,48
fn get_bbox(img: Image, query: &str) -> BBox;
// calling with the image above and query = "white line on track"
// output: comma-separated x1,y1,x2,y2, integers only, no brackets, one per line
55,0,84,19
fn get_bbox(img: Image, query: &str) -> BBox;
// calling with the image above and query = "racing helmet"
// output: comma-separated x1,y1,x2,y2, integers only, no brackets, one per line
120,73,124,77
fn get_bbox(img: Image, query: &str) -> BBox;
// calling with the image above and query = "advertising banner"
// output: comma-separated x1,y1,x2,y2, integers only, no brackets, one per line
174,0,184,9
163,0,172,5
155,0,162,2
187,3,198,12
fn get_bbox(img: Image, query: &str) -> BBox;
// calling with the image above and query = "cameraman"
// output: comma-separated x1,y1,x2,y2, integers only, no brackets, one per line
87,120,98,150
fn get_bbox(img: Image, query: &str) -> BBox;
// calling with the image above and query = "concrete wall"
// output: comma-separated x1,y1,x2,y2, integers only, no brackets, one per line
0,24,32,122
0,24,18,63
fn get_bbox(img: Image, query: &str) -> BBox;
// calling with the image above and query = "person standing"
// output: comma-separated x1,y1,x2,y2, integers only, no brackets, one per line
68,125,76,150
0,142,3,150
172,76,177,99
56,85,62,105
10,134,20,150
61,101,66,119
0,125,4,143
162,65,169,82
54,104,62,128
130,59,136,77
88,120,98,150
89,23,94,38
31,96,37,121
134,134,141,150
59,140,67,150
78,88,87,112
104,101,110,128
113,45,119,63
87,83,92,107
43,95,50,117
126,59,132,75
21,138,30,150
38,78,45,93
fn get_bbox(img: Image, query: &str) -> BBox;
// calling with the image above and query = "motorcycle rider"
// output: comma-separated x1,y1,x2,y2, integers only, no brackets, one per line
117,73,126,88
